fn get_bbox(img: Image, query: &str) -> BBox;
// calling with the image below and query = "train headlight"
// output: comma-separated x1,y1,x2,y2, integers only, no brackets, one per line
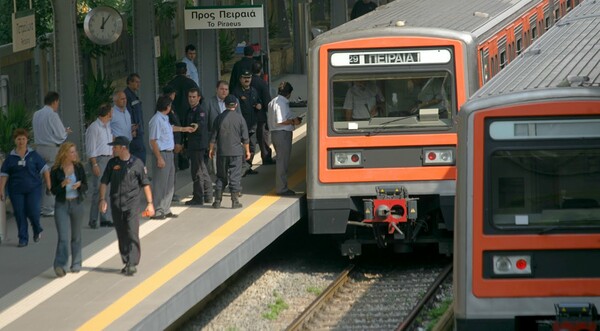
423,149,454,165
493,255,532,275
332,151,363,168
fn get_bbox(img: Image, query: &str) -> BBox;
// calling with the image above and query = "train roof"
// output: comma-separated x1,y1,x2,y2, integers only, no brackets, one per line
467,0,600,103
316,0,538,41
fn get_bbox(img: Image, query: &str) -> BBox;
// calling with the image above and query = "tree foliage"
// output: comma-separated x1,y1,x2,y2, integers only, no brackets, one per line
0,0,54,47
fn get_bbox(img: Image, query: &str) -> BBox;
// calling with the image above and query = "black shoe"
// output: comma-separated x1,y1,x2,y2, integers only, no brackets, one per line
204,196,213,204
54,266,66,277
165,212,178,218
100,221,114,227
89,221,98,229
263,159,276,165
150,213,166,220
185,199,203,206
247,169,259,175
277,189,297,196
18,242,28,247
33,232,42,243
172,194,181,202
124,265,137,276
212,200,221,209
71,267,81,273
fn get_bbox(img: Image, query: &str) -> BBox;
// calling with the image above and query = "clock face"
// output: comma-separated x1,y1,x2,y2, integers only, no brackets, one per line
83,6,123,45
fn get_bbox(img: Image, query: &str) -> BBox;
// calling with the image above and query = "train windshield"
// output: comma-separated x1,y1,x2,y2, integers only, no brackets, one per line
489,147,600,230
330,71,455,132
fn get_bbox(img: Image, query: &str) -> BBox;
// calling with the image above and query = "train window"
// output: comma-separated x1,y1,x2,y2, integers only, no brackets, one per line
545,17,551,30
531,26,537,41
480,49,490,84
486,119,600,230
499,51,507,70
489,148,600,229
330,71,455,132
567,0,573,11
554,8,560,21
516,37,523,55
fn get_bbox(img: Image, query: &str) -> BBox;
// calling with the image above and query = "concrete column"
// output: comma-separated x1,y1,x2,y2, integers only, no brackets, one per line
330,0,348,29
52,0,85,150
132,0,159,148
190,0,220,96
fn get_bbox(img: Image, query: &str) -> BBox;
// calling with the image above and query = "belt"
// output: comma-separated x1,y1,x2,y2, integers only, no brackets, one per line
37,143,60,147
97,155,112,157
160,150,173,153
66,197,78,201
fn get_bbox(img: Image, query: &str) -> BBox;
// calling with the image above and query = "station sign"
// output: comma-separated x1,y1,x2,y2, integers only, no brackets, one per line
12,10,36,53
185,5,264,30
331,49,452,67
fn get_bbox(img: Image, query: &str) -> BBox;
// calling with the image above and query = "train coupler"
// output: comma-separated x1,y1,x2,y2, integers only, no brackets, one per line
363,186,417,235
548,303,599,331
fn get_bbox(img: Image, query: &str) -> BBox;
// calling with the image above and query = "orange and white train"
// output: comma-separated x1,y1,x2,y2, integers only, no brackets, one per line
306,0,581,257
454,0,600,329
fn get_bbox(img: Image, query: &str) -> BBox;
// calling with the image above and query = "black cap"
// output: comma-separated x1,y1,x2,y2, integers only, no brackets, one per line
175,62,187,70
224,95,237,108
240,70,252,78
108,136,130,147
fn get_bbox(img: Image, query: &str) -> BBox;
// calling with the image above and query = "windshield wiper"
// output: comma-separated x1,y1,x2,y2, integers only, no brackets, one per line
366,114,419,137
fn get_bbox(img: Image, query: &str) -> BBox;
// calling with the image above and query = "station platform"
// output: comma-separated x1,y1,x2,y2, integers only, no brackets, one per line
0,75,309,330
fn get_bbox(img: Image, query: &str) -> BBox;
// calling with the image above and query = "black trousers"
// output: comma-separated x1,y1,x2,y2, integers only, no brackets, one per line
189,149,213,200
111,207,141,266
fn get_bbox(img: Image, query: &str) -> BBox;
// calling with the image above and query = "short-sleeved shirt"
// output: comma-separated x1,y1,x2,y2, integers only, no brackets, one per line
343,83,382,120
182,56,200,88
0,147,49,194
210,110,249,156
32,105,67,145
100,156,150,211
268,95,294,132
149,111,175,151
110,106,132,141
86,118,113,158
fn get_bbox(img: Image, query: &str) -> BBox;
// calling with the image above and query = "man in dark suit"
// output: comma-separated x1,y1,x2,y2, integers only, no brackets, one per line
250,61,275,164
167,62,199,122
229,45,256,91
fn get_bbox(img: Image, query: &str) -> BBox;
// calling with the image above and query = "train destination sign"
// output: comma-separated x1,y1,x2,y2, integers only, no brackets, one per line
331,49,451,67
185,5,264,29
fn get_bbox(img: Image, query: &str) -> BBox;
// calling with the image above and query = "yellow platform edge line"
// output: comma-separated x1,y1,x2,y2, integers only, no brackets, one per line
77,167,306,331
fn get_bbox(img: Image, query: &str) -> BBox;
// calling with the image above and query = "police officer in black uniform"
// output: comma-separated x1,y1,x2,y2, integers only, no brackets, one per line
209,95,250,209
99,136,154,276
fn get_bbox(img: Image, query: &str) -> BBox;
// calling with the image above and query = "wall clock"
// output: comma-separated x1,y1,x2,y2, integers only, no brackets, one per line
83,6,123,45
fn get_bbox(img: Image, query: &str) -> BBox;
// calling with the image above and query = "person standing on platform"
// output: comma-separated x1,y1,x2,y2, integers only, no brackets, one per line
205,80,241,180
268,82,300,196
162,85,184,202
50,142,87,277
167,62,199,124
32,91,71,217
232,70,261,176
182,44,200,88
148,96,194,220
229,45,256,91
350,0,377,20
110,91,132,141
209,95,250,209
250,61,275,165
0,129,51,247
183,87,212,206
85,103,114,229
99,136,154,276
124,73,147,164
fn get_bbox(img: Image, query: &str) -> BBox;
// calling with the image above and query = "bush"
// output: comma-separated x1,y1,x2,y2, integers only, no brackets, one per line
83,73,114,127
157,49,177,88
0,104,33,155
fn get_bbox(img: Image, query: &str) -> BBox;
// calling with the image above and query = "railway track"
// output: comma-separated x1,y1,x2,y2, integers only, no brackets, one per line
287,262,452,331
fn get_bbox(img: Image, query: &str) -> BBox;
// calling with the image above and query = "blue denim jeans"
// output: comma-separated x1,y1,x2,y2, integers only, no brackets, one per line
9,188,42,245
54,199,84,271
